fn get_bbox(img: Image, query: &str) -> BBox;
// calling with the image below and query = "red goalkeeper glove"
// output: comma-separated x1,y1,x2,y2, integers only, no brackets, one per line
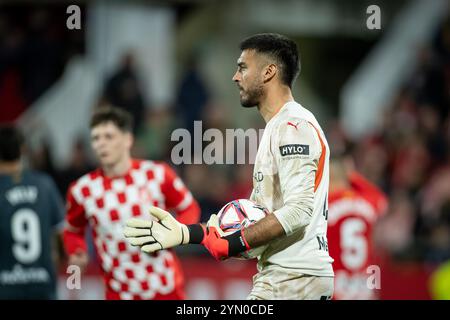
188,214,250,261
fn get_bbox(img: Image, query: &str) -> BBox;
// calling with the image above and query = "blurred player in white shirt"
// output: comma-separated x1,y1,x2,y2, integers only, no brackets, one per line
123,33,334,300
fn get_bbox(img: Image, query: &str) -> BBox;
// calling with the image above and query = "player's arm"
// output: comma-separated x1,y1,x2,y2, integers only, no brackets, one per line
160,163,201,225
46,176,67,268
62,184,89,272
240,214,284,248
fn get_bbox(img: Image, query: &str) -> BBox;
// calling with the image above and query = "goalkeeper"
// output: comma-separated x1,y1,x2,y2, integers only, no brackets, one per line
124,33,334,300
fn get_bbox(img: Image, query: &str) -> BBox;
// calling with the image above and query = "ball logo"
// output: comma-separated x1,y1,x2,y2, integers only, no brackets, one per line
279,144,309,157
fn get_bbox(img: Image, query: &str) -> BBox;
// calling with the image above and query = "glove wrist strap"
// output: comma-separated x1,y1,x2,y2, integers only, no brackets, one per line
187,224,206,244
226,229,251,257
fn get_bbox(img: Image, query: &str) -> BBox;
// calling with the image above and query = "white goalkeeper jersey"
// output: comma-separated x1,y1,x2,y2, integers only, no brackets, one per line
251,101,334,277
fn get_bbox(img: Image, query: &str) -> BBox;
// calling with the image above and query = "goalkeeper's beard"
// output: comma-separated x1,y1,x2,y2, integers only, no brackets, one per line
240,83,264,108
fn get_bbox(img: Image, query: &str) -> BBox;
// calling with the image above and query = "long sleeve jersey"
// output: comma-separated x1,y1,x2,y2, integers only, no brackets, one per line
251,101,334,277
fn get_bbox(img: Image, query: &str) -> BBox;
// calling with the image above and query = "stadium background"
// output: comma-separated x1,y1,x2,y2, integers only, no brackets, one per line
1,0,450,299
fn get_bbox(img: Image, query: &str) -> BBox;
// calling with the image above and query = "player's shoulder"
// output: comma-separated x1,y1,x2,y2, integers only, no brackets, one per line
274,101,323,133
272,102,326,151
328,190,378,225
138,159,173,170
23,169,50,182
150,160,179,177
132,158,157,169
131,158,165,173
130,159,175,181
22,169,56,189
349,172,388,210
279,101,318,122
69,168,102,191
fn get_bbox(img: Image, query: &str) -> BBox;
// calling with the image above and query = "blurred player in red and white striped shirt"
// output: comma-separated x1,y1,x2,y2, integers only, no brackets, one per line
62,106,200,300
328,154,387,300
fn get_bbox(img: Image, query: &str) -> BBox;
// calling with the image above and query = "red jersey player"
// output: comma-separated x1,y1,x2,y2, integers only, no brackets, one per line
328,155,387,300
63,106,200,300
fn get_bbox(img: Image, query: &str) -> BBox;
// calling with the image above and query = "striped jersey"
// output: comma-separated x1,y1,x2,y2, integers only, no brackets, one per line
64,159,199,300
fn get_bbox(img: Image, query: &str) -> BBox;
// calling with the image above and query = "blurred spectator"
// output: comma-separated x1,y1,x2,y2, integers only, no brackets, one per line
373,190,416,259
21,9,63,104
134,108,177,162
0,25,27,123
353,140,389,192
175,57,210,135
30,140,57,180
327,120,352,158
409,47,446,112
417,104,446,163
100,52,147,134
182,165,210,222
228,164,253,200
390,133,430,194
55,138,95,196
0,5,84,122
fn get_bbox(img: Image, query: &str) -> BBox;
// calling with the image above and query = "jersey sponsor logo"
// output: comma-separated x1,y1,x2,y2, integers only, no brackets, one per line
279,144,309,157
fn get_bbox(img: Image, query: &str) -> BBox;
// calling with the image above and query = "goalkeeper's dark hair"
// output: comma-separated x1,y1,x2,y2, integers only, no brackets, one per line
90,106,133,133
240,33,300,88
0,125,24,162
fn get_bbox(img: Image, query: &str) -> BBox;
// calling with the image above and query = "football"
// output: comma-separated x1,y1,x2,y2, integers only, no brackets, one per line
217,199,269,259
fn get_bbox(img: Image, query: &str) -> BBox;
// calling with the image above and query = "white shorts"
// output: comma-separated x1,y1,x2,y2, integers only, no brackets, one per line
247,268,334,300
